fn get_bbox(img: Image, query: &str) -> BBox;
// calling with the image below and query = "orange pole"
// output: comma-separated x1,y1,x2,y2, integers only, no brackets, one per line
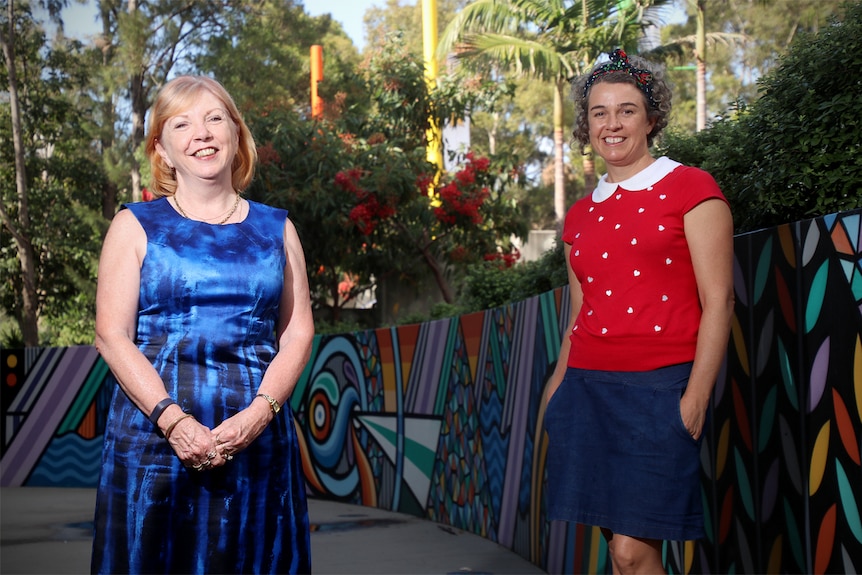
311,45,324,119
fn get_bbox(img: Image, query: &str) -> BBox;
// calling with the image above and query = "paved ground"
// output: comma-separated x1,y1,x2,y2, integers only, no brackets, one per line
0,488,545,574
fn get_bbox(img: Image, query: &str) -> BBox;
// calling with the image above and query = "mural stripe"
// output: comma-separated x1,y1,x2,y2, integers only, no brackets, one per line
1,346,99,486
499,297,538,547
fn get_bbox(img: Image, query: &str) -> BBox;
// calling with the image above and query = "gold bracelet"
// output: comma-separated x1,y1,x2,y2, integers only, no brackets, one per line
256,393,281,415
164,413,194,440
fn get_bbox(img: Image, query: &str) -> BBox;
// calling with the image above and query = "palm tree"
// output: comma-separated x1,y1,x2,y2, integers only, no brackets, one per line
644,0,745,131
437,0,672,224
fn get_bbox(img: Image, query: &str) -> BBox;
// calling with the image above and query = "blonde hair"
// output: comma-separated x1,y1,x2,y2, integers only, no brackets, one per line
145,76,258,197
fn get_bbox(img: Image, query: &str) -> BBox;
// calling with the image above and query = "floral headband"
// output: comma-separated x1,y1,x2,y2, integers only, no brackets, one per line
582,49,657,109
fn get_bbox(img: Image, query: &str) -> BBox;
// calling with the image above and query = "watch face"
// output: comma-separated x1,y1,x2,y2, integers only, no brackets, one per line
259,394,280,414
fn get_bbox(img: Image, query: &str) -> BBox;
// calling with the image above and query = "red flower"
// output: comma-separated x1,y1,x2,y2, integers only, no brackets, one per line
455,168,476,186
472,157,490,172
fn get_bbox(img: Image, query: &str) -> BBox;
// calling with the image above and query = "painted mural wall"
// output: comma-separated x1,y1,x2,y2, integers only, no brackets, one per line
1,208,860,574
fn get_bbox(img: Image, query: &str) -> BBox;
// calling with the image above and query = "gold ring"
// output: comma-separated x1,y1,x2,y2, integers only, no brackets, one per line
206,450,216,459
192,462,203,470
224,452,234,461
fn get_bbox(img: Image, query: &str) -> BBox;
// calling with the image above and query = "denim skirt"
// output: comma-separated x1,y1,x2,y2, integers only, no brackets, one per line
544,363,705,541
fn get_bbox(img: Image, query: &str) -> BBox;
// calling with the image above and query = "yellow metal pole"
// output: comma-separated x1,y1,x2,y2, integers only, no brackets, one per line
422,0,443,176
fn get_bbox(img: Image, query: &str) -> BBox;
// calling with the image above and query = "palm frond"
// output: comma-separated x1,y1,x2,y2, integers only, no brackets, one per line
646,32,749,58
453,32,575,80
438,0,524,58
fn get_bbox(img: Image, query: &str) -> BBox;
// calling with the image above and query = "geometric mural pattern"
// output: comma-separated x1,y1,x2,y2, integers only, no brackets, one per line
1,207,860,574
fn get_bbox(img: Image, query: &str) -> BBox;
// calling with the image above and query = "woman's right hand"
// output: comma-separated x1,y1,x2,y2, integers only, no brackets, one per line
166,415,226,471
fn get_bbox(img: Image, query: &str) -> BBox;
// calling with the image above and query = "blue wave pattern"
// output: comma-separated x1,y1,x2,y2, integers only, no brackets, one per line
27,433,103,487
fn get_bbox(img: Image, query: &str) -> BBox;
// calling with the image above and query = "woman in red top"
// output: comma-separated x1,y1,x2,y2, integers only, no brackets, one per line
543,49,734,574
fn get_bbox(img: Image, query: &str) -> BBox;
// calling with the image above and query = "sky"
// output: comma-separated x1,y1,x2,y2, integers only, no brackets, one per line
304,0,415,50
54,0,416,51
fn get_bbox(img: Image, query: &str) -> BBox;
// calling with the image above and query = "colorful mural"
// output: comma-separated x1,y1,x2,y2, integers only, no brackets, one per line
1,208,860,574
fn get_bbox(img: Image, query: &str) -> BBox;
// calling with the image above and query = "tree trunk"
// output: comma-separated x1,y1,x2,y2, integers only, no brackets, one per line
100,2,118,219
553,80,566,224
128,0,144,202
488,111,498,155
420,245,454,304
582,151,596,196
1,0,40,346
695,0,707,131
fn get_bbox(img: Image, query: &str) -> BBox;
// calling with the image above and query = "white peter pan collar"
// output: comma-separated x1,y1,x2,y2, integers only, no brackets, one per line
592,156,682,202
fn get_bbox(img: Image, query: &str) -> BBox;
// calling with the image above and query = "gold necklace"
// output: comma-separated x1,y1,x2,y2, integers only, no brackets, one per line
173,192,241,225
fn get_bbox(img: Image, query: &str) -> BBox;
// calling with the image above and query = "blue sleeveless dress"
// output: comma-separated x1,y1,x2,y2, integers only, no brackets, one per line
92,197,311,574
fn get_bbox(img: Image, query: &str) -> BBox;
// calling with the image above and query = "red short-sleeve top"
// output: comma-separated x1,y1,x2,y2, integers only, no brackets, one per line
561,157,727,371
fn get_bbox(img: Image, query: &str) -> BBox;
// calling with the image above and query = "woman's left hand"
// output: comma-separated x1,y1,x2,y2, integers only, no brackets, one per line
679,391,709,441
210,401,272,461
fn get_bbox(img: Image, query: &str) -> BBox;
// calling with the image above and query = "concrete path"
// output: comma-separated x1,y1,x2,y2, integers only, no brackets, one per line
0,488,545,574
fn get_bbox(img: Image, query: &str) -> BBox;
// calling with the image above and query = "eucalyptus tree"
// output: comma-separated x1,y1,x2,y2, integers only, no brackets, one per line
95,0,236,204
644,0,745,131
364,0,469,55
437,0,672,223
194,0,363,117
1,1,106,345
653,0,846,132
1,0,38,345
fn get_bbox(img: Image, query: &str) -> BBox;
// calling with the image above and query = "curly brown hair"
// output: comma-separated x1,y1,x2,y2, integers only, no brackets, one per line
571,53,672,155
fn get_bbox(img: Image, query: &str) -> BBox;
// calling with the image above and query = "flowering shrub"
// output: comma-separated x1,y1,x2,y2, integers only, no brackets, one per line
433,153,493,226
483,248,521,268
334,167,395,235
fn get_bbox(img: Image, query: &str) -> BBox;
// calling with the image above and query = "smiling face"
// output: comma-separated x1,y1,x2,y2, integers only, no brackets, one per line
154,89,239,189
587,81,658,180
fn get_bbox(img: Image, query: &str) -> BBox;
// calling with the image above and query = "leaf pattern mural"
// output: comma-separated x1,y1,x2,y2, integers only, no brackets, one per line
855,336,862,423
784,497,805,572
832,389,861,466
778,338,799,411
808,337,830,413
779,415,803,495
756,309,774,377
778,224,796,268
758,386,777,454
809,421,830,496
774,266,797,333
761,458,779,522
835,460,862,544
814,504,837,575
804,260,828,334
734,447,755,521
802,219,820,266
754,236,773,305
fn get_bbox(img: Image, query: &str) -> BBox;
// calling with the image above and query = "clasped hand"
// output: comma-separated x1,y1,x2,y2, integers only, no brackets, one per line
167,407,271,471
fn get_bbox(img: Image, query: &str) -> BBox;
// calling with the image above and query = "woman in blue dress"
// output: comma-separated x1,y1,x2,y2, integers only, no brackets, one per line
92,75,314,574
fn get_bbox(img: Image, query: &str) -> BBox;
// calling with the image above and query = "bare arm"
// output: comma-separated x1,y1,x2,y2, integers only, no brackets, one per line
543,243,583,406
680,199,735,439
95,209,215,465
94,209,187,427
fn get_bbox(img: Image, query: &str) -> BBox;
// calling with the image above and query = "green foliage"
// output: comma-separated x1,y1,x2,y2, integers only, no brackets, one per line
659,1,862,232
460,239,567,312
195,0,364,116
249,33,529,319
1,8,106,345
